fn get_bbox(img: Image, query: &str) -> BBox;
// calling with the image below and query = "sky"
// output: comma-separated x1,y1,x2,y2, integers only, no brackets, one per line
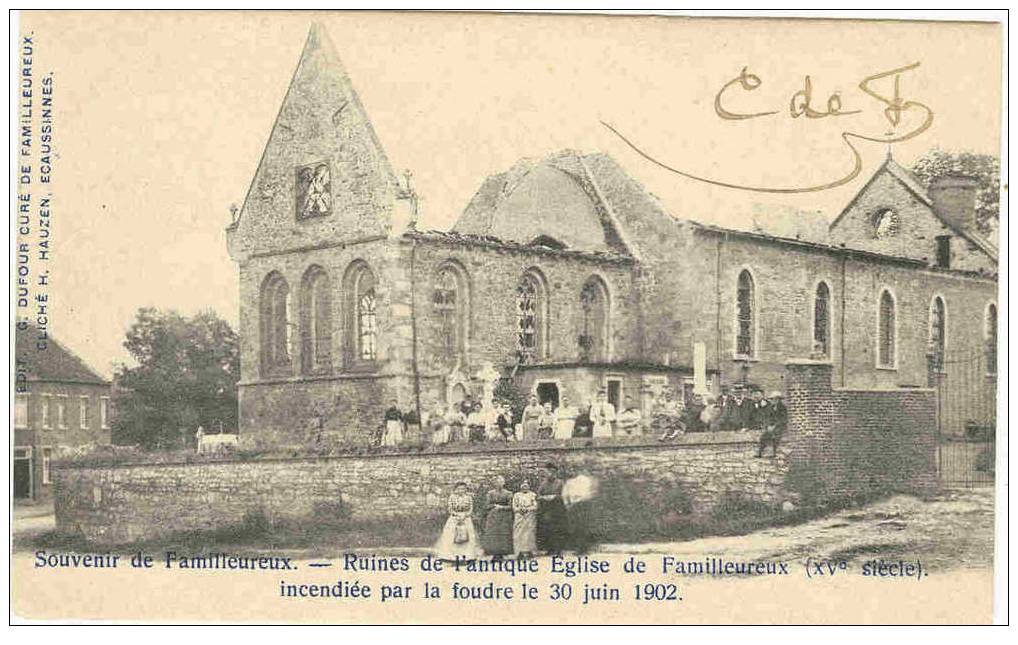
15,11,1003,378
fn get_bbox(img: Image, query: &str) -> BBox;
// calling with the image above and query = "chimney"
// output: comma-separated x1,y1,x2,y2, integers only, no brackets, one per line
929,175,979,232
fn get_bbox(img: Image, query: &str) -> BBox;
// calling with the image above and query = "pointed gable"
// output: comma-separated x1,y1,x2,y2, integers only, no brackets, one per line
453,150,634,255
829,157,997,273
228,24,400,259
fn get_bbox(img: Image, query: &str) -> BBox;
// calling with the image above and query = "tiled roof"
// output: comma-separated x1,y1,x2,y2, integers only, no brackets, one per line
15,325,109,385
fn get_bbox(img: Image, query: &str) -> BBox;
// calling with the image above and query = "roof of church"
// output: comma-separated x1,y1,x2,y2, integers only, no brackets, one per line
15,324,110,385
831,156,998,262
405,229,635,264
453,149,640,258
689,220,998,279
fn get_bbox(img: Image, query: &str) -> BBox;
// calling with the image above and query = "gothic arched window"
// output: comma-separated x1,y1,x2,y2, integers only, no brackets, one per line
344,262,378,364
929,296,946,371
434,263,468,361
735,269,756,357
300,266,332,374
985,303,997,376
878,289,897,368
517,270,548,363
813,281,831,358
260,272,291,376
579,276,609,362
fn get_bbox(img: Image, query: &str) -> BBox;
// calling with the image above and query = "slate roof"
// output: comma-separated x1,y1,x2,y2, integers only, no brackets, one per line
15,325,109,385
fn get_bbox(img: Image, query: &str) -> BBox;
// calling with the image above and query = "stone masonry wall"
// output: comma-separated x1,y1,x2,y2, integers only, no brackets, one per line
55,433,785,545
683,230,997,409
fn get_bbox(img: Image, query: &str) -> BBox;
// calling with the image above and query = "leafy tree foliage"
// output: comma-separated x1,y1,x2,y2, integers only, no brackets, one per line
911,149,1000,237
112,308,239,448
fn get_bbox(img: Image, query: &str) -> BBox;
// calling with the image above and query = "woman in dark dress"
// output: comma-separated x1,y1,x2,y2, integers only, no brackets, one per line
482,475,514,558
536,463,570,555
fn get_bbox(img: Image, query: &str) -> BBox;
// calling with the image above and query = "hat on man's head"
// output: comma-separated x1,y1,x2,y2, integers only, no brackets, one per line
769,391,783,398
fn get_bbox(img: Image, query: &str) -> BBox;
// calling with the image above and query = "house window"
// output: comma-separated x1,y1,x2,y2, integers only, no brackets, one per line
434,264,468,361
79,396,91,429
299,266,332,374
40,394,51,429
877,289,897,369
929,296,946,370
260,272,292,376
100,397,110,430
813,281,831,358
516,270,547,363
579,276,609,362
735,269,756,357
345,262,378,364
295,161,332,219
15,394,28,429
41,447,53,485
985,303,997,375
873,208,899,239
935,236,952,269
56,396,67,428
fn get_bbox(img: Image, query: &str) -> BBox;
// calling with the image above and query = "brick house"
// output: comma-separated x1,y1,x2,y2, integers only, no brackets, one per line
226,25,998,446
14,324,112,502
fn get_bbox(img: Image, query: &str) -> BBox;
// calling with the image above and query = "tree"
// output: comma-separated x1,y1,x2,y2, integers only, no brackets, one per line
112,308,240,449
911,149,1000,238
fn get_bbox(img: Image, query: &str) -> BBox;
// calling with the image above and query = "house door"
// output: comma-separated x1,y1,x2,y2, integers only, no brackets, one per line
606,378,622,411
536,382,559,408
13,448,32,499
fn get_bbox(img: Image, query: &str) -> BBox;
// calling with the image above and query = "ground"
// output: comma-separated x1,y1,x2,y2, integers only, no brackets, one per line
12,488,995,572
605,488,995,572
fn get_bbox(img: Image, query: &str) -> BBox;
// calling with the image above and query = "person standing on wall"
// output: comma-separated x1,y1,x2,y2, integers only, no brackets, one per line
381,399,405,447
616,395,642,436
521,395,543,442
590,389,616,439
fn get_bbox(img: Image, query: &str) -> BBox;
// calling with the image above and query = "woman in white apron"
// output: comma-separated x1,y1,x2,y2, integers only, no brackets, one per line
589,390,616,439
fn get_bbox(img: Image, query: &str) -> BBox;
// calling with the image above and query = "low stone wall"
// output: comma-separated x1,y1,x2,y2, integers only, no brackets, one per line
54,432,786,545
55,362,938,546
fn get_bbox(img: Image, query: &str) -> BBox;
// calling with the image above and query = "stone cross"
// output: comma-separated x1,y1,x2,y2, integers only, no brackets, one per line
476,361,500,410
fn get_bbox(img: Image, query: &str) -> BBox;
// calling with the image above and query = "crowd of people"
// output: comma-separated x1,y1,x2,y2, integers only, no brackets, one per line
433,463,598,561
376,382,788,458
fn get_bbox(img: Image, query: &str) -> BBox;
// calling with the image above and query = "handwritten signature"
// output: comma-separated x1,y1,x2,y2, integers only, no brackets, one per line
602,62,933,193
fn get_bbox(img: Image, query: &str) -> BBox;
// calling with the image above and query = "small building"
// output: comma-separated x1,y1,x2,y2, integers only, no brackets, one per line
14,324,112,502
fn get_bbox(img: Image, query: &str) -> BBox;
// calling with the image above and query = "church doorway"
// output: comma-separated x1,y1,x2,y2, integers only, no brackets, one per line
606,378,622,411
535,381,560,408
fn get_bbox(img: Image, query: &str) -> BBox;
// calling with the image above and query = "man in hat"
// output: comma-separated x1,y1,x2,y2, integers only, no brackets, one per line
756,391,788,458
749,387,770,431
732,386,755,431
